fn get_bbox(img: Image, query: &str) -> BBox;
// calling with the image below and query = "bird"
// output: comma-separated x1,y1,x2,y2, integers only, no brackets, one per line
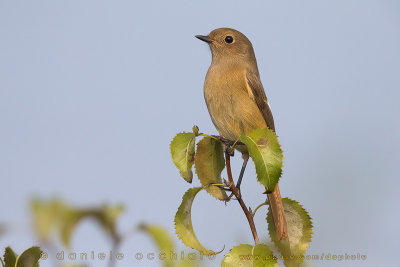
196,28,288,240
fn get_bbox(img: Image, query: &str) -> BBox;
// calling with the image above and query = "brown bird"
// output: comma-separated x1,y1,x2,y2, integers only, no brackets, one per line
196,28,288,240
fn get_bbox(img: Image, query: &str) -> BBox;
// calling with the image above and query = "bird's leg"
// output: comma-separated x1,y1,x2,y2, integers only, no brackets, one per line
236,153,249,190
225,153,249,201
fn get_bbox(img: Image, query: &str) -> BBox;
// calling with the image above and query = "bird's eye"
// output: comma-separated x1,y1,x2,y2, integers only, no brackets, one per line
225,36,234,43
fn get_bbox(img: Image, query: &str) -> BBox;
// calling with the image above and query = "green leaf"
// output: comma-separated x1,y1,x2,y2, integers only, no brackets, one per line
174,187,219,256
170,132,196,183
267,198,313,265
221,244,278,267
194,137,228,201
240,127,283,192
139,224,175,267
4,247,17,267
15,247,42,267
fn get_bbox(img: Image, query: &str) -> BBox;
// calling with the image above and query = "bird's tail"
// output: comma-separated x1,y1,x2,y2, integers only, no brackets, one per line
267,184,288,240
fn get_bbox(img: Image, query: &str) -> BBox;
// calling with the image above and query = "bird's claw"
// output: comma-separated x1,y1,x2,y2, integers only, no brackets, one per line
212,135,235,156
225,145,234,157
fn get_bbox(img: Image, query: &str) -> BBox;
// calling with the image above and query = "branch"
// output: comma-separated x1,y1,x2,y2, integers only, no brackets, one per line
224,152,260,245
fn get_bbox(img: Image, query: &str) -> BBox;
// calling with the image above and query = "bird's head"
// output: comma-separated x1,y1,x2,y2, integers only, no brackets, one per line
196,28,256,63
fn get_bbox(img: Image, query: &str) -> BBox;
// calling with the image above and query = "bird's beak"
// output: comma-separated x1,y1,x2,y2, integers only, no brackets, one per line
195,35,213,43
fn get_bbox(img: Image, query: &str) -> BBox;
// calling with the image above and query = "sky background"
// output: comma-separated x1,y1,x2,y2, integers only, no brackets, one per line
1,1,399,266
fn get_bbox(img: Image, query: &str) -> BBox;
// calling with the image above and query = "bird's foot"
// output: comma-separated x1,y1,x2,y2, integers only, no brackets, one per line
212,135,235,156
225,145,235,157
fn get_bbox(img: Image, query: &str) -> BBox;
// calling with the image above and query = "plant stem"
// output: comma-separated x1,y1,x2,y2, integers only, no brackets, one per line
200,133,220,142
225,152,260,245
252,202,269,217
108,236,121,267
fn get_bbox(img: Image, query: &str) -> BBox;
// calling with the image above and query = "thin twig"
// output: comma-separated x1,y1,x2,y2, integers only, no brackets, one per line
209,183,232,191
225,152,260,245
199,133,220,142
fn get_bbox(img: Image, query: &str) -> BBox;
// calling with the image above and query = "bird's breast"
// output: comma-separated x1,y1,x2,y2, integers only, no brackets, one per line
203,67,266,143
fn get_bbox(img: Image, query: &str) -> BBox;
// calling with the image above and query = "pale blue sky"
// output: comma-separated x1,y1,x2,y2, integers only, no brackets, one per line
1,1,399,266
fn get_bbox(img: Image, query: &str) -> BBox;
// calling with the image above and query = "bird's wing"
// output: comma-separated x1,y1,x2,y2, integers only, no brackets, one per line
245,70,276,131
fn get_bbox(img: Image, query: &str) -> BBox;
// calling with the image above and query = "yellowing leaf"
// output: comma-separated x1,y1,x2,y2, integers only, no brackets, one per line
60,209,87,248
267,198,313,265
174,187,220,256
61,204,124,248
194,137,228,201
91,204,124,240
139,224,175,267
30,199,124,249
240,128,283,192
221,244,278,267
30,198,67,241
170,132,196,183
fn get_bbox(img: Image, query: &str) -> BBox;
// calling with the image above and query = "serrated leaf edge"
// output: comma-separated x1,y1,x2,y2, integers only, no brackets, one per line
240,128,284,191
3,246,17,267
15,246,42,267
170,132,196,183
267,197,313,257
194,137,228,201
222,244,278,267
174,187,219,256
